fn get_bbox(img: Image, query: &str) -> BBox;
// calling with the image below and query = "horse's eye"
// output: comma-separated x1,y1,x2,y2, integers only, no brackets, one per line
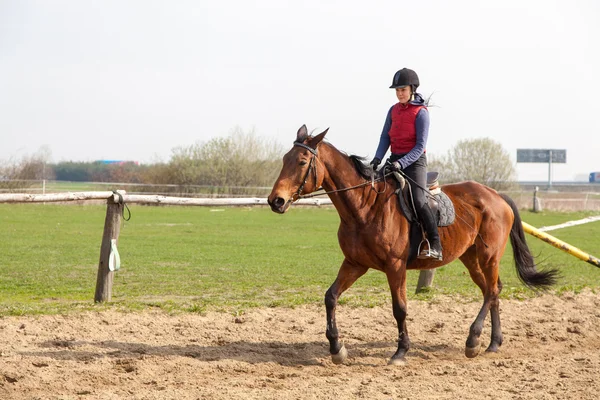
299,160,307,166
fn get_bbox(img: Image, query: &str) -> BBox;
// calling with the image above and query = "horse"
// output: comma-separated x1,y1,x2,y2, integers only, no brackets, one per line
267,125,558,366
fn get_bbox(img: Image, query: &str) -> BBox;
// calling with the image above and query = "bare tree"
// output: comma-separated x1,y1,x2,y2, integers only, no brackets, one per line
0,147,54,191
429,138,516,190
165,127,284,195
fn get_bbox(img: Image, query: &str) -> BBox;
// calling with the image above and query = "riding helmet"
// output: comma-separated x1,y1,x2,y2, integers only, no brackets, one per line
389,68,420,90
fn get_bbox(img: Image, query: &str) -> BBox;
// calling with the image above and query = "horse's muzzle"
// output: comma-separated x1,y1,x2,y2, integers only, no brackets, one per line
268,196,290,214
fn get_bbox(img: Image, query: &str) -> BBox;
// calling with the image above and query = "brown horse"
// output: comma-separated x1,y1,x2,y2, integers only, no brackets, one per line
268,125,558,365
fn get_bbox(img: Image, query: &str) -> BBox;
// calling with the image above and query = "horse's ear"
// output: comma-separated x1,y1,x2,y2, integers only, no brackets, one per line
308,127,329,148
296,124,308,142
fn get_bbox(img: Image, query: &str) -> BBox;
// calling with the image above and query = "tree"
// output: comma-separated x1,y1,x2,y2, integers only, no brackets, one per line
429,138,516,190
164,127,284,195
0,147,55,191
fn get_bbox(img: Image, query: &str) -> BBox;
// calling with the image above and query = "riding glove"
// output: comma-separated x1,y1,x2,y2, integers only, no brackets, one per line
370,157,381,170
386,159,402,172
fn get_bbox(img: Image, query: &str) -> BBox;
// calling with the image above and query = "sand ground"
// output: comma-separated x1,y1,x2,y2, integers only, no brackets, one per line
1,291,599,399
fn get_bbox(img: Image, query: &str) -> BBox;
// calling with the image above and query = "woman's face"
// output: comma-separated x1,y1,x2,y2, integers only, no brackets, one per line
395,86,412,104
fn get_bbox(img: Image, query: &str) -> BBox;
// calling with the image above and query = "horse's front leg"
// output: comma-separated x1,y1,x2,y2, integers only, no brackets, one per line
386,262,410,366
325,259,367,364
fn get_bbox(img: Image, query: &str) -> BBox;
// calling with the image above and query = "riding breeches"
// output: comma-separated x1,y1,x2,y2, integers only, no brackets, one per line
390,153,428,214
390,153,441,244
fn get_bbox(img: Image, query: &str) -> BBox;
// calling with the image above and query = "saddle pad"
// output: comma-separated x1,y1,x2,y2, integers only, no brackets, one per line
435,191,455,227
393,173,455,227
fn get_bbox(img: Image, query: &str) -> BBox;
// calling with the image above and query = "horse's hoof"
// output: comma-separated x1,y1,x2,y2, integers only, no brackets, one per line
485,343,501,353
387,357,407,366
331,345,348,365
465,344,481,358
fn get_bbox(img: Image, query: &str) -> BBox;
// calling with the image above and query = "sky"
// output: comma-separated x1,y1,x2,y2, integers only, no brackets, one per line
1,0,598,181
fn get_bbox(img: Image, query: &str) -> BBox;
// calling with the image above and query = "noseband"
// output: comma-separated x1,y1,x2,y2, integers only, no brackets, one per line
292,142,319,201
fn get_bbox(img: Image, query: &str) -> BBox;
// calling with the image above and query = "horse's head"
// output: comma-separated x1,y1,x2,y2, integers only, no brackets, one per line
268,124,328,213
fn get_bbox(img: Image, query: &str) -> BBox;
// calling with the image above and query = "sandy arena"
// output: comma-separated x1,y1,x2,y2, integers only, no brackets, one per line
1,291,599,399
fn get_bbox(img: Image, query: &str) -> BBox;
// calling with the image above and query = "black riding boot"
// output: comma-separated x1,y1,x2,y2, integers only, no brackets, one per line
418,205,443,261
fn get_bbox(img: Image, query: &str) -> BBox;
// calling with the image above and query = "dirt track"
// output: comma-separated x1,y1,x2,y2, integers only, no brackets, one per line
1,291,599,399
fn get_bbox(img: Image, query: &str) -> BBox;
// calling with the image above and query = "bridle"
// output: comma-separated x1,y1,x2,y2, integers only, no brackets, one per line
291,142,319,202
289,142,389,203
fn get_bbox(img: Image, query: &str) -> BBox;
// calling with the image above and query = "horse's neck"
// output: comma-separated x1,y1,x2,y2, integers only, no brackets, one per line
319,144,378,224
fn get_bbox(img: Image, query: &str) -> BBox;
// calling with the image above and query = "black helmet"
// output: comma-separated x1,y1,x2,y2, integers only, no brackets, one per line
389,68,420,90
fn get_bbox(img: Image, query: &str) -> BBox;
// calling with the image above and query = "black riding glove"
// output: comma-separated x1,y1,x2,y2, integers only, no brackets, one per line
386,159,402,172
370,157,381,170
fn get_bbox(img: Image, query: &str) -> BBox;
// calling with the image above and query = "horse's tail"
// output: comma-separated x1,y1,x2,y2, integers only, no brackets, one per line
500,193,559,289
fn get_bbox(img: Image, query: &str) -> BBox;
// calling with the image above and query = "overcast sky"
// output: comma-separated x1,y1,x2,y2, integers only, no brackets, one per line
1,0,598,181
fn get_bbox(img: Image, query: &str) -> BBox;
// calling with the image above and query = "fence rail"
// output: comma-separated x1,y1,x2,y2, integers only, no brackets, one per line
0,179,275,198
2,180,600,210
504,191,600,211
0,191,332,206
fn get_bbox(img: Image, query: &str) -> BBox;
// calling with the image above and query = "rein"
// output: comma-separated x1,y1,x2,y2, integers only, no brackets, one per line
291,142,390,201
289,143,487,247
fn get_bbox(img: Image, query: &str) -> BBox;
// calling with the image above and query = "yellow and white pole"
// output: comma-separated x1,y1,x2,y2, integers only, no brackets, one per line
522,222,600,268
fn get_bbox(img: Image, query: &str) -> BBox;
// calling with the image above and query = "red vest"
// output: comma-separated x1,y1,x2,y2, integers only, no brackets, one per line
388,103,426,154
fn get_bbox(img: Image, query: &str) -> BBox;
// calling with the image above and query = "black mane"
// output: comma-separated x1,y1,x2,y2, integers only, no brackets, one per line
349,155,373,179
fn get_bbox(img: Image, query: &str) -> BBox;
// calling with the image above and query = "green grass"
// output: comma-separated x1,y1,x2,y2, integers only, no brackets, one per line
45,181,109,192
0,204,599,316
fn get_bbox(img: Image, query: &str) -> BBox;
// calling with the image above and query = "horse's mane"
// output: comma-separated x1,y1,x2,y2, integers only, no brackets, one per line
349,155,373,180
317,141,372,180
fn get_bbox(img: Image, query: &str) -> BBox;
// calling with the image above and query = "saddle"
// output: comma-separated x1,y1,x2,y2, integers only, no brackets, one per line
392,171,456,261
393,171,455,227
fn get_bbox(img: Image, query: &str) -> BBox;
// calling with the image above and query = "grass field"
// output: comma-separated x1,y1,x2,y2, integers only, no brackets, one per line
1,203,599,316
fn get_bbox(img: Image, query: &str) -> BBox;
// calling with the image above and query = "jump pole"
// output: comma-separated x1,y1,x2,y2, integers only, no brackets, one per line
522,221,600,268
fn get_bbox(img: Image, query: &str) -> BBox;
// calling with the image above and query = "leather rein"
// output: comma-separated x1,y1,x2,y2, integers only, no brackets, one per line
289,142,488,247
290,142,388,202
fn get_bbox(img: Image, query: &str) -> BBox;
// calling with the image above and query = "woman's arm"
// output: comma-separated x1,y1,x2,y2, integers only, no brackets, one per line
374,106,393,160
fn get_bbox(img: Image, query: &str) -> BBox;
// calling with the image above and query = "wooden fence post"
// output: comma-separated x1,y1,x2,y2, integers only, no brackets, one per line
415,269,435,293
95,197,123,302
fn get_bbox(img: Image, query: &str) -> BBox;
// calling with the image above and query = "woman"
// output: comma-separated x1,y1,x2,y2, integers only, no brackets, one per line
370,68,442,261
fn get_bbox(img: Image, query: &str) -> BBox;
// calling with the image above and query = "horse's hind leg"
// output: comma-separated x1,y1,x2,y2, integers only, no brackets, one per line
466,296,492,358
486,277,503,353
461,245,504,357
479,246,504,353
460,246,491,358
385,263,410,366
325,260,367,364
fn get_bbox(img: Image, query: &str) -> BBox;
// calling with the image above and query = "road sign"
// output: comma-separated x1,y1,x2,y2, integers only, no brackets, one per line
517,149,566,163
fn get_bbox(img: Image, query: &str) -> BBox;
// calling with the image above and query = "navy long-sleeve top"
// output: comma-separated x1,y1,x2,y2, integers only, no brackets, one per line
374,93,430,169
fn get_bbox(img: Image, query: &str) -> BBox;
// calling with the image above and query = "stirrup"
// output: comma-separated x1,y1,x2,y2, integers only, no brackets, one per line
417,239,443,261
